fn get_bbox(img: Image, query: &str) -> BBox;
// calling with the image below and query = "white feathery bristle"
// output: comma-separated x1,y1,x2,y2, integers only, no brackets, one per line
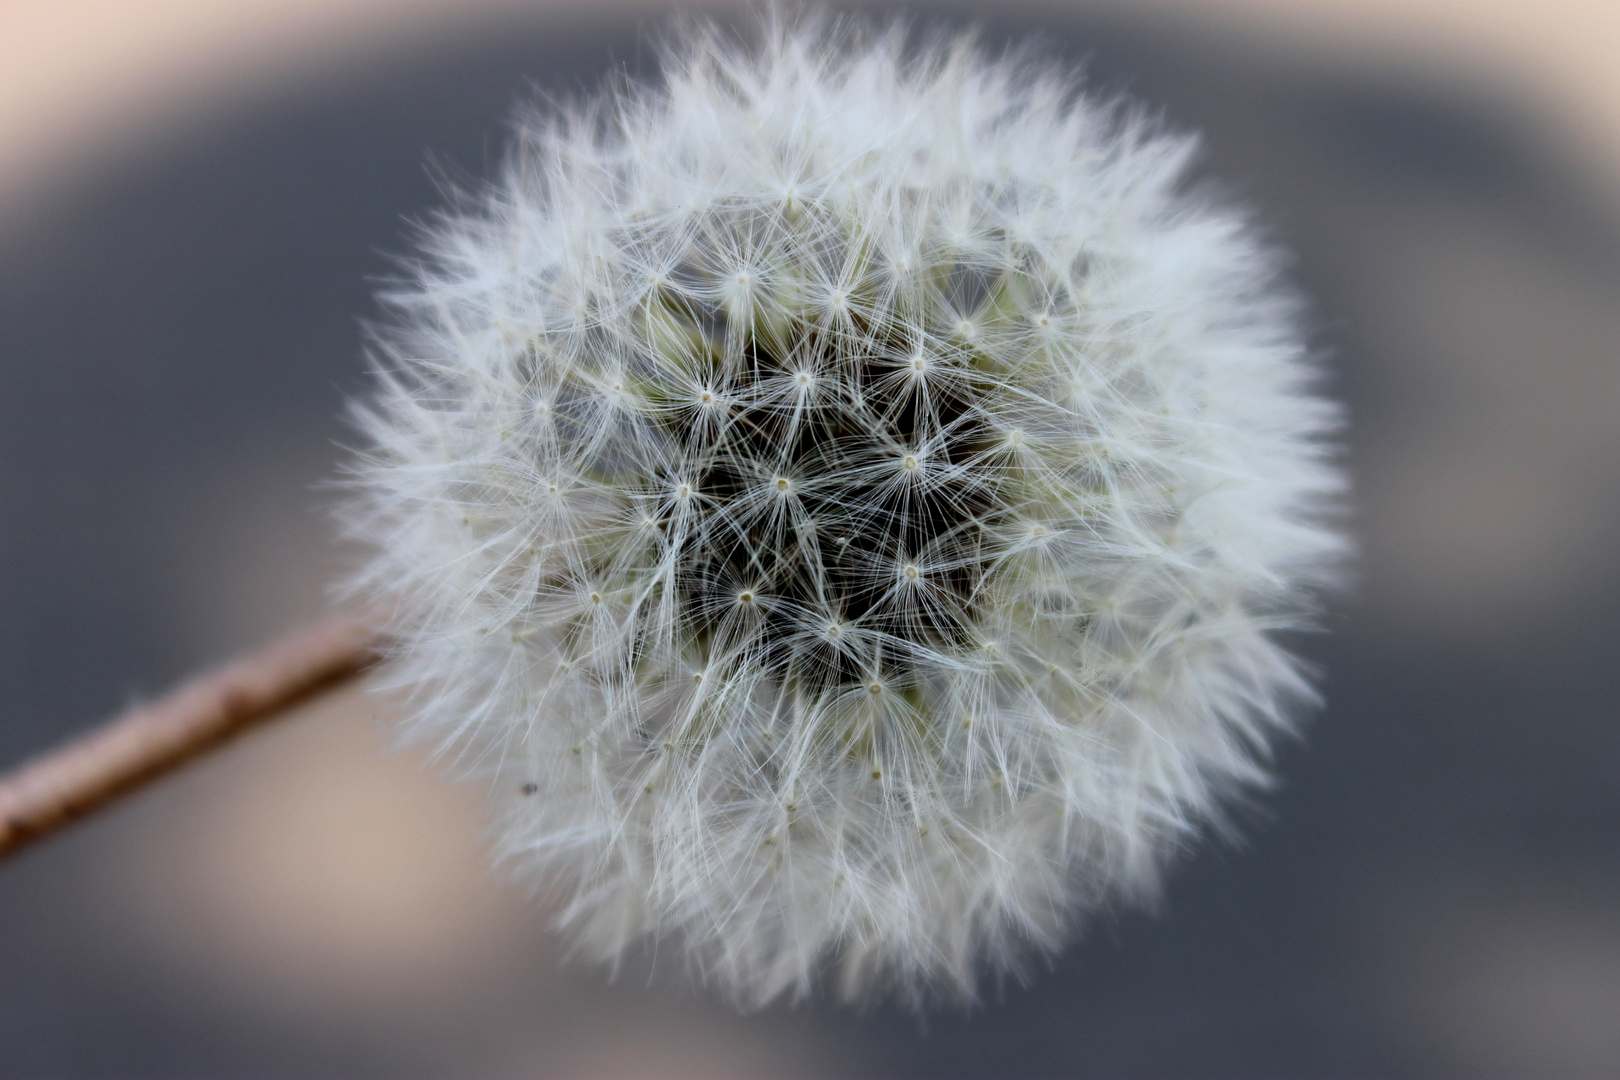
342,15,1346,1008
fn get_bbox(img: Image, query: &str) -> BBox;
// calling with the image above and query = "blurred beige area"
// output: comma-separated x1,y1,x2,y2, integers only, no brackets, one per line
1356,868,1620,1077
98,681,828,1077
5,0,1620,223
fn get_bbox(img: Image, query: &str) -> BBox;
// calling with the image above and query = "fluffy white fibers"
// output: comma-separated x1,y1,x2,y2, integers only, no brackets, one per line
343,16,1346,1008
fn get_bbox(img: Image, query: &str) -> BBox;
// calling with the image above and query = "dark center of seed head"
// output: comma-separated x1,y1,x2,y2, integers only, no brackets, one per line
663,316,1004,688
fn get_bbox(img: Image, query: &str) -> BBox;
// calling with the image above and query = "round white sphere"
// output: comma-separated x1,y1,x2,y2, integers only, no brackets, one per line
345,18,1346,1007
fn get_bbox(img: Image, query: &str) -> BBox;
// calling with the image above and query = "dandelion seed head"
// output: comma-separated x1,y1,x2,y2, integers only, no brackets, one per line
343,15,1345,1009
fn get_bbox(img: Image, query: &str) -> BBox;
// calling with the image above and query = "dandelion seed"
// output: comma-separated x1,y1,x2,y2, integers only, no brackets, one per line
343,15,1344,1010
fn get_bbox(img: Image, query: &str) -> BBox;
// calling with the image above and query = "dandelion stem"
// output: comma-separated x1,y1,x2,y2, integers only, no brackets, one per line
0,617,385,860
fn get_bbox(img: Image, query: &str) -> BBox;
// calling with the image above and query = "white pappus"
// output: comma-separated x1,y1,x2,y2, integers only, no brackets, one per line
342,16,1346,1008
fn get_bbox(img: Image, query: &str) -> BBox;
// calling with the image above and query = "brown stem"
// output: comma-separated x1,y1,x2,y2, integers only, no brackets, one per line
0,617,387,860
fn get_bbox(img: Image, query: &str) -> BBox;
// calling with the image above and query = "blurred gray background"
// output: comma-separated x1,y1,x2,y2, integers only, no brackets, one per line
2,1,1618,1076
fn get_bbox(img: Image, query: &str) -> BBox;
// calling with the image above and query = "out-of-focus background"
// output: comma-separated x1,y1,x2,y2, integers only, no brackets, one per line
3,1,1618,1076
